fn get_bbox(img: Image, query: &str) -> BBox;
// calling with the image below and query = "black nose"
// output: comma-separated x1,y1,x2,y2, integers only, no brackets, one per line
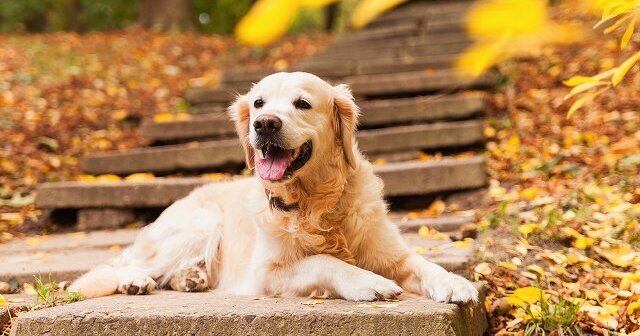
253,114,282,136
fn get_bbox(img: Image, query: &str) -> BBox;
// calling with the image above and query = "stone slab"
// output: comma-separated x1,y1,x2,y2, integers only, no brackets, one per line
376,156,486,197
140,113,236,141
10,289,487,336
81,120,484,175
347,70,498,97
397,215,475,233
359,94,485,126
0,229,137,255
36,157,487,208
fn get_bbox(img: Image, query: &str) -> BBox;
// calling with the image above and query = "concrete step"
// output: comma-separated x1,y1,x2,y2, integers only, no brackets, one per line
10,288,486,336
140,113,235,141
221,52,463,85
36,156,487,208
82,121,484,175
347,70,498,98
320,32,471,57
185,69,496,105
146,94,485,141
0,223,475,285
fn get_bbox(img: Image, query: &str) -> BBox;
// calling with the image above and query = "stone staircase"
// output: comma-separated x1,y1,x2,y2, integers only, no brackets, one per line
6,1,492,334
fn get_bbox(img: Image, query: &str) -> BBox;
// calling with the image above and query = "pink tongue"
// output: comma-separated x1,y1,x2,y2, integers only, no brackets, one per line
256,150,292,181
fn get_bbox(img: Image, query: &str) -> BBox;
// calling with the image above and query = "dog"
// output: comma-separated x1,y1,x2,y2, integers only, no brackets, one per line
69,72,479,303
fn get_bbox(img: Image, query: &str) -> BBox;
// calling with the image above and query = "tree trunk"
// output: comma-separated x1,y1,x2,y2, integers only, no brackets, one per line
324,3,338,32
138,0,194,32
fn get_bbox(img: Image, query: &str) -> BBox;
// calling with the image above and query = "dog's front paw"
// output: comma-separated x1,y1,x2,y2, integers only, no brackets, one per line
422,272,478,303
338,272,403,301
118,275,156,295
168,265,209,292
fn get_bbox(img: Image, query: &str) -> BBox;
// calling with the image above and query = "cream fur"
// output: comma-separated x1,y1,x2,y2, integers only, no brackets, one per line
69,72,479,303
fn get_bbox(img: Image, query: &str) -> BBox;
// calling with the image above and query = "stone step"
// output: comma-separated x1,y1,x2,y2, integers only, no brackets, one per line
221,50,462,85
310,41,469,63
332,21,421,44
82,121,484,175
186,70,495,105
140,113,235,141
36,156,487,208
144,94,485,141
347,70,498,98
0,227,474,285
10,288,486,336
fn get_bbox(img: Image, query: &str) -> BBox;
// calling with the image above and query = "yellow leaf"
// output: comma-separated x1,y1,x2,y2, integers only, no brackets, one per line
612,51,640,85
621,273,640,290
0,294,5,307
574,236,594,249
455,238,474,249
595,243,638,267
201,173,228,181
125,173,155,182
78,175,97,182
96,174,122,182
499,261,518,271
562,76,601,87
567,96,588,118
519,187,540,201
512,286,542,304
235,0,299,46
518,223,540,237
350,0,409,29
466,0,547,38
564,81,608,100
621,17,636,49
153,113,176,123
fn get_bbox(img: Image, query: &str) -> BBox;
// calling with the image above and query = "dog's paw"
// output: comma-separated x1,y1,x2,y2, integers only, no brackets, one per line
422,272,478,304
168,266,209,292
118,275,156,295
338,272,403,301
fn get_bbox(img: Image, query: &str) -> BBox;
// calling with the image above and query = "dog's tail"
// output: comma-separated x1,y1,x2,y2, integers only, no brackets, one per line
67,264,120,299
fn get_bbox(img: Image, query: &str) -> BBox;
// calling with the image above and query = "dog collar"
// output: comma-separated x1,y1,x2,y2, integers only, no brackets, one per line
265,190,299,212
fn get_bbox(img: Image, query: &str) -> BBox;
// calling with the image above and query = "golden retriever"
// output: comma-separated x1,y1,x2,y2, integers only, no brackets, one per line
69,72,478,303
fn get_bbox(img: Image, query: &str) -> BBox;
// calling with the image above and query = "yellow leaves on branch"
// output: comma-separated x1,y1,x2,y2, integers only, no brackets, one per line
456,0,583,77
564,1,640,116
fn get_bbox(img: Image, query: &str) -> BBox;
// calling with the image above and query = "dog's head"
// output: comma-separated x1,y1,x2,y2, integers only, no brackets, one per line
229,72,360,184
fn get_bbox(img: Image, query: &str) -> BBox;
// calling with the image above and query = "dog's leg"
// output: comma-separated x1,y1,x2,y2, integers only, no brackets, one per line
264,254,403,301
359,220,479,303
167,263,209,292
69,194,223,299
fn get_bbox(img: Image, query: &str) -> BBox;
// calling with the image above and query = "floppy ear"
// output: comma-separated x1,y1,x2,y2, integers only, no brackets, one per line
228,95,255,169
332,84,360,170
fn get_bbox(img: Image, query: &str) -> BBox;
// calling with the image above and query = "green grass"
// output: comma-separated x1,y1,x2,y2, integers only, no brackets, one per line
523,294,583,336
33,274,83,307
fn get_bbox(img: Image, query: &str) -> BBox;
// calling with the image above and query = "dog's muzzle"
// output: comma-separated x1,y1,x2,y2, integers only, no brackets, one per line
254,140,312,182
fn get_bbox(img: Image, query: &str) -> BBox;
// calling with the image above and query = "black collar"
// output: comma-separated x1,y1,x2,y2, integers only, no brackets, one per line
265,190,299,212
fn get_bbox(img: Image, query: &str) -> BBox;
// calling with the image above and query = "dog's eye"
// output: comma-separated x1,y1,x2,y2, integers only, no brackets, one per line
254,98,264,109
294,98,312,110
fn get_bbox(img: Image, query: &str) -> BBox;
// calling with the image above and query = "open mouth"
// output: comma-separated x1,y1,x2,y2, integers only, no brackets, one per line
255,140,312,181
